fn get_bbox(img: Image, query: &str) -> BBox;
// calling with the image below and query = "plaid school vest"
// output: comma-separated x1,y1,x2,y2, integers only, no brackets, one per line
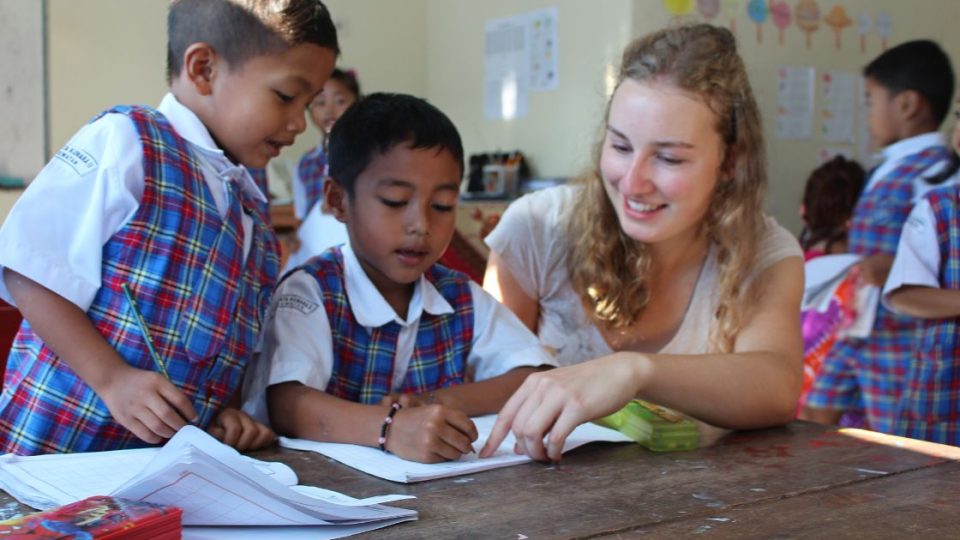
301,248,474,404
0,106,280,455
897,185,960,444
847,146,948,334
297,146,327,214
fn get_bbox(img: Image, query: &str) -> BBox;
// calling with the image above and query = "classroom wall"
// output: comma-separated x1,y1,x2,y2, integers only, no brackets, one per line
5,0,960,233
425,0,634,183
424,0,960,233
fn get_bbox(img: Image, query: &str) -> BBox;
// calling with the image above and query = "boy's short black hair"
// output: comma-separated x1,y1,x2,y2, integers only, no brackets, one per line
328,93,465,195
166,0,339,83
864,39,955,126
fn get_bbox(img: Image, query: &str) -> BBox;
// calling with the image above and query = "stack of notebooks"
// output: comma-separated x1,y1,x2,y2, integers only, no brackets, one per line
0,495,181,539
596,399,699,452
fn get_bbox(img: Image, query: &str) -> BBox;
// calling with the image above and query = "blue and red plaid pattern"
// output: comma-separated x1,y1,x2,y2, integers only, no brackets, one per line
299,248,474,404
806,145,948,434
896,185,960,444
297,146,327,214
0,106,280,455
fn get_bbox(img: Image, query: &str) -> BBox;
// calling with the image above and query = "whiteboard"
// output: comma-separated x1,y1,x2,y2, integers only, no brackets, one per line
0,0,46,182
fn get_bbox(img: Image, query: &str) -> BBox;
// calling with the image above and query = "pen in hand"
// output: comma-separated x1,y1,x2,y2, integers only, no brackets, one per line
121,283,196,426
121,283,171,379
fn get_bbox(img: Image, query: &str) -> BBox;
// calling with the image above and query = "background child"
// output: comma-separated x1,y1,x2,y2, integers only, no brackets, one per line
293,68,362,220
282,68,362,272
244,93,554,464
883,182,960,445
801,39,954,433
0,0,338,455
796,156,867,422
799,156,866,260
881,99,960,445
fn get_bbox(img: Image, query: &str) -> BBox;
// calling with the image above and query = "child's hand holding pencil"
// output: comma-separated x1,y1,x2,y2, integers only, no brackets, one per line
379,404,478,463
98,364,199,444
96,283,199,444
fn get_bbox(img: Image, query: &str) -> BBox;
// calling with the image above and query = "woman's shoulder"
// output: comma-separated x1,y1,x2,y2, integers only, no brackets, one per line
755,215,804,269
504,184,581,225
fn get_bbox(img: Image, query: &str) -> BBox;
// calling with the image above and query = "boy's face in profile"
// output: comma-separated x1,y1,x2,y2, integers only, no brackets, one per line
864,77,899,150
204,43,336,168
333,144,461,296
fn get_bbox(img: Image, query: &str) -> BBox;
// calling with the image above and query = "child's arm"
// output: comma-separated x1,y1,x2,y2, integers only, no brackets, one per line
381,366,549,416
883,199,949,318
268,382,477,463
4,268,197,443
857,254,895,286
886,286,960,319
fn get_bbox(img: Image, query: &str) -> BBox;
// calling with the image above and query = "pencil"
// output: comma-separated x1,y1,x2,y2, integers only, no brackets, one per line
120,283,170,379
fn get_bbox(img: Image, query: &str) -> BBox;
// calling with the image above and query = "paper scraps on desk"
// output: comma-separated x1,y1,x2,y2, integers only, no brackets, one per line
281,414,632,483
0,426,416,534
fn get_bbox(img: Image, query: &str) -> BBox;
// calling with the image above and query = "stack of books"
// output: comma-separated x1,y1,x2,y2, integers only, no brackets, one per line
0,495,181,539
596,399,699,452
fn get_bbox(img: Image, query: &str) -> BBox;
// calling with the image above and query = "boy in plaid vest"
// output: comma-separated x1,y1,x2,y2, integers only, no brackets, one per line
0,0,339,455
801,40,955,433
244,93,554,464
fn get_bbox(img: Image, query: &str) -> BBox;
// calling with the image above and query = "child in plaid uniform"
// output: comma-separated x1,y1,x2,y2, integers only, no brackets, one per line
243,93,554,464
293,68,362,220
801,40,955,433
0,0,339,455
884,183,960,445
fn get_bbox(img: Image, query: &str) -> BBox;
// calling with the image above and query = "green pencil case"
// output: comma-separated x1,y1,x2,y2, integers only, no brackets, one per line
596,399,699,452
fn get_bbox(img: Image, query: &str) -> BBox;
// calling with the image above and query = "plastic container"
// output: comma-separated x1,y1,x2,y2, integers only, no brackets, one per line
595,399,699,452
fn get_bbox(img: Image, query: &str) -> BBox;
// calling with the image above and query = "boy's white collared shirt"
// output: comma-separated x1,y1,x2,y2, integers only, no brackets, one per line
0,93,267,310
242,243,555,424
882,197,942,311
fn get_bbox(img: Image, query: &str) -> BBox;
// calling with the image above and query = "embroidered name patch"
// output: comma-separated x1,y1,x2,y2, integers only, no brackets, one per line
54,145,98,176
275,294,319,314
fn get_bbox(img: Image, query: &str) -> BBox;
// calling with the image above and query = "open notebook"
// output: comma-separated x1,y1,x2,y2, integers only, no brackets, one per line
0,426,415,534
281,414,633,483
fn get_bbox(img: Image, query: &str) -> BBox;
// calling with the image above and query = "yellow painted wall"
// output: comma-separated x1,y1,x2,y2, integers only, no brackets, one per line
3,0,960,234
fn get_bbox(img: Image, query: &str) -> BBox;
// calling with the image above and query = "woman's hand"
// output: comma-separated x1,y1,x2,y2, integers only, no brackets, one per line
480,352,645,462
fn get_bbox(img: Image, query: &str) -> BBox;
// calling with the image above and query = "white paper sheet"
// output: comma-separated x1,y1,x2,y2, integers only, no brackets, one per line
0,426,416,529
281,414,632,483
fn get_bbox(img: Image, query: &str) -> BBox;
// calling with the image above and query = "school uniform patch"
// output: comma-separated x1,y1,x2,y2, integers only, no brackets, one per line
54,145,98,176
276,294,319,314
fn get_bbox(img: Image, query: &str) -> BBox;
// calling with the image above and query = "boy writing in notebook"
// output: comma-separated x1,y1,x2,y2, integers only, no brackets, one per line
244,93,554,463
0,0,338,455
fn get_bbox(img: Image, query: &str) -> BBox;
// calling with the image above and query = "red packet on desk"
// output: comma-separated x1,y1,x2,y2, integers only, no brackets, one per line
0,495,182,539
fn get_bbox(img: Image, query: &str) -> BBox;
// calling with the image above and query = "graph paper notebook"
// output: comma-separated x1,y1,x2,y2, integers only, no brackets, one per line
0,426,415,529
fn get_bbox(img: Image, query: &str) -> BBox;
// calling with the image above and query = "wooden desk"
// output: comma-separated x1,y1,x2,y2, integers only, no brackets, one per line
2,422,958,537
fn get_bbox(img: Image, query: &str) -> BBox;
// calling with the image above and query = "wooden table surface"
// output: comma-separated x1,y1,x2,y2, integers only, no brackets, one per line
3,421,958,538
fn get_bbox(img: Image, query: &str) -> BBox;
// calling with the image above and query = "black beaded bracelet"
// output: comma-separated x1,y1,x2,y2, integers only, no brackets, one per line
378,402,402,452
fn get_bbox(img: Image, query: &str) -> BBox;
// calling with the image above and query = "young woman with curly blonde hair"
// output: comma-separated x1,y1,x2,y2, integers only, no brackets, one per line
481,23,804,461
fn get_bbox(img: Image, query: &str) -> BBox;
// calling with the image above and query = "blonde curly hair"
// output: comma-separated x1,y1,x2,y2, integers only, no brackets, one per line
566,24,767,353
